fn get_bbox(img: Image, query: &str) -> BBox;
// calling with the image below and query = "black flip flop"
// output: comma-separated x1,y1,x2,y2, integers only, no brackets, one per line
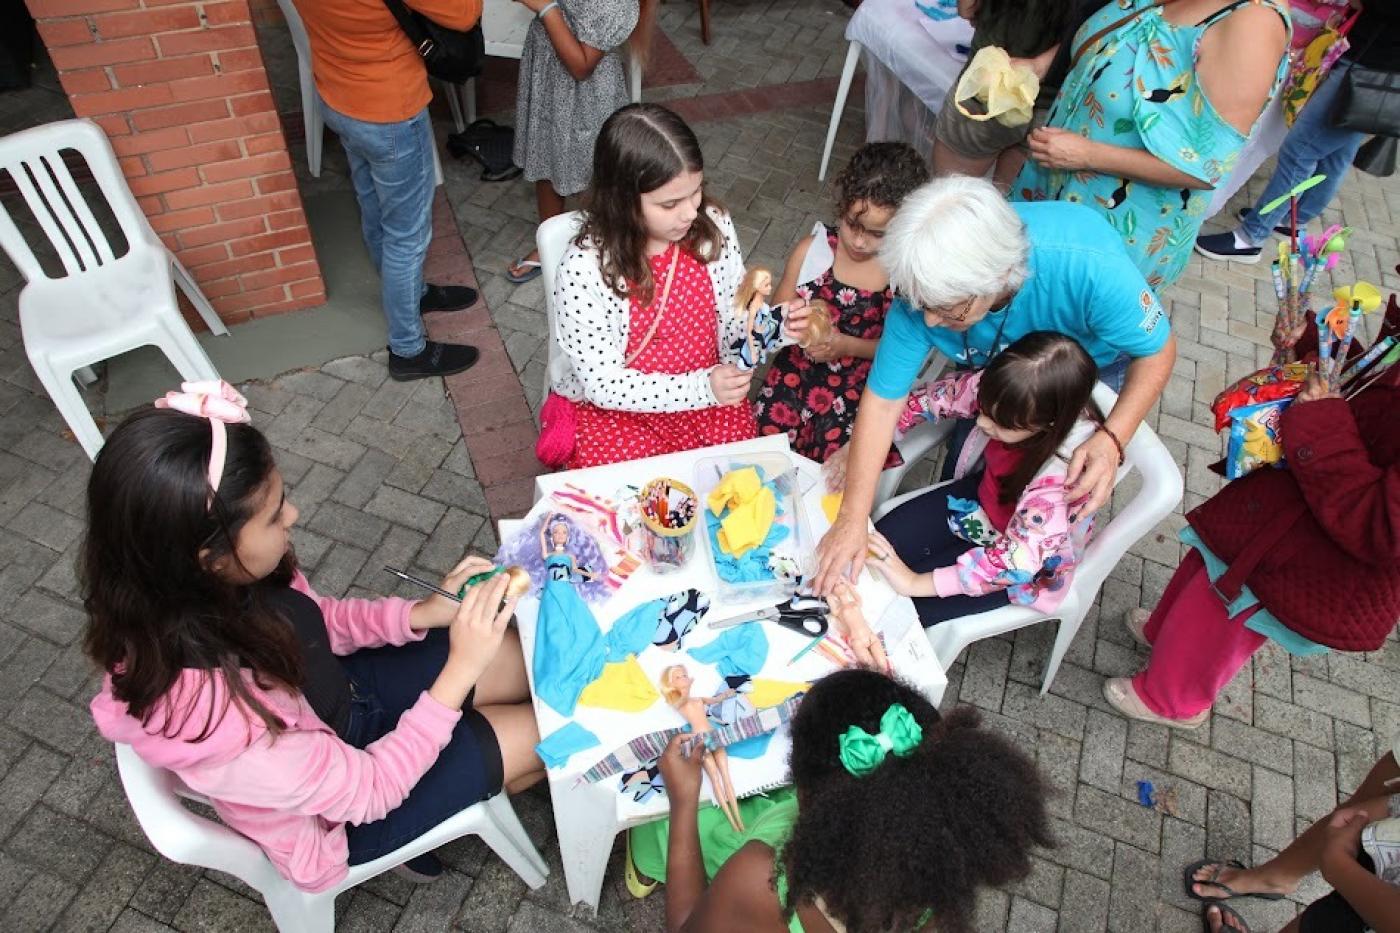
1202,902,1251,933
1183,859,1286,903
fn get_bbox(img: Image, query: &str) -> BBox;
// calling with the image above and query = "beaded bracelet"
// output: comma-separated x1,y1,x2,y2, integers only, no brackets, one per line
1095,423,1126,466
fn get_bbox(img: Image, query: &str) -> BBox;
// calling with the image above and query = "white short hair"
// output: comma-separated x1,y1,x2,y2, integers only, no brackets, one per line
880,176,1030,310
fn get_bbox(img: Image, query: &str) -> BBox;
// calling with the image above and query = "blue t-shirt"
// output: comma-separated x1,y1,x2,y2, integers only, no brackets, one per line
866,201,1170,400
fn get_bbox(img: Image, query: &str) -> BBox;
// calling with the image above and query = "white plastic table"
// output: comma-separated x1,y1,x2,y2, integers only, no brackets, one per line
498,435,946,911
819,0,973,179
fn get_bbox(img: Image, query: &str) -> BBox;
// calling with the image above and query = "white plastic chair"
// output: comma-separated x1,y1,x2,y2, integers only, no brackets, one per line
115,743,548,933
872,384,1184,694
0,119,225,459
537,209,585,400
278,0,444,185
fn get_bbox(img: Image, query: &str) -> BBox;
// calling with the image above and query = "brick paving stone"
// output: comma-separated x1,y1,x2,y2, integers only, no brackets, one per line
1059,870,1111,933
1252,766,1295,852
1167,736,1252,800
1108,842,1159,933
1080,709,1129,793
1204,791,1252,870
1008,895,1057,933
1293,743,1339,822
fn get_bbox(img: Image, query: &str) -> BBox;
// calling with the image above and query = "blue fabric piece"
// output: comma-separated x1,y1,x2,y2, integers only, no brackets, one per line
689,623,769,679
1177,527,1329,657
1135,780,1155,808
706,514,791,583
914,0,958,20
866,202,1171,400
604,596,671,662
534,554,607,716
704,676,769,759
535,722,600,769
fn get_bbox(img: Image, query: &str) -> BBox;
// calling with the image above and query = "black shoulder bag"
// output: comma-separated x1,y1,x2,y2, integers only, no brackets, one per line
1330,33,1400,138
382,0,485,85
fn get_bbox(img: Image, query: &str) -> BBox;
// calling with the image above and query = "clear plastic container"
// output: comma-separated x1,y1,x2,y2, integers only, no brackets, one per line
692,451,813,604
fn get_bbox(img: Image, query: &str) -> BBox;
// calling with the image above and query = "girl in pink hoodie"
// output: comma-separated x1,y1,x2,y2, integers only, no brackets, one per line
865,332,1104,625
85,383,542,891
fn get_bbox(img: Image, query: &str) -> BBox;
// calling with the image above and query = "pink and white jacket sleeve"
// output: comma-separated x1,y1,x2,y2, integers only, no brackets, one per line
895,370,983,439
935,476,1075,599
290,571,425,655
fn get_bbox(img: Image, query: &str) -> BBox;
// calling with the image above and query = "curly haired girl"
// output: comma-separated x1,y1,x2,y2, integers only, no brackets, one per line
754,142,928,465
636,668,1053,932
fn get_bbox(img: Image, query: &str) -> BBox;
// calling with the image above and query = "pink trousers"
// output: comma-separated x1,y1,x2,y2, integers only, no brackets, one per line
1132,550,1268,719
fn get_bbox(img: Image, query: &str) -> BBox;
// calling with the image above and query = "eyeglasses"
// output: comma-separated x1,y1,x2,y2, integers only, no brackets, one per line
920,296,977,323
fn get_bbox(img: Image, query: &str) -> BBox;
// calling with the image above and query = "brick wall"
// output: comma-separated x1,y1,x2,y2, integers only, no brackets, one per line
26,0,326,326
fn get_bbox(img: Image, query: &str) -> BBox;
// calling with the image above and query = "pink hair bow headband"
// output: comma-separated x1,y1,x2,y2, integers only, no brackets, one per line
154,380,251,499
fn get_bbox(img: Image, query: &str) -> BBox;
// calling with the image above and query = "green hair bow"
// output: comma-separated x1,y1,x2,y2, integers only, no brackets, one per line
838,703,923,777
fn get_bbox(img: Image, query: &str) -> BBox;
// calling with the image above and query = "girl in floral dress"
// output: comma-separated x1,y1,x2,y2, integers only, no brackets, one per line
1012,0,1290,290
754,143,929,465
549,104,813,469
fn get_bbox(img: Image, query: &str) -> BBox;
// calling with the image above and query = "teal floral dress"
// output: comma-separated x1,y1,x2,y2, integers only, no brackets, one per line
1012,0,1290,290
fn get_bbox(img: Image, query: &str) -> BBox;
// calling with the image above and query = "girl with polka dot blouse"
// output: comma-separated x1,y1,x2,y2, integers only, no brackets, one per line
549,103,813,469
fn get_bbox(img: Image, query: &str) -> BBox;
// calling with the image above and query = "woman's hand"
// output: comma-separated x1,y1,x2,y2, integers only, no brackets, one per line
658,734,705,809
709,364,753,406
864,531,921,597
1295,369,1340,404
823,445,849,493
814,515,869,594
779,299,813,344
1027,127,1099,172
410,555,498,629
1064,429,1119,519
803,333,846,363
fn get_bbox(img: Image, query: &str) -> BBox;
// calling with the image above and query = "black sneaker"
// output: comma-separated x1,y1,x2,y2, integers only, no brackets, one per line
388,341,481,381
420,283,479,314
1236,208,1297,238
1194,231,1262,264
391,853,443,883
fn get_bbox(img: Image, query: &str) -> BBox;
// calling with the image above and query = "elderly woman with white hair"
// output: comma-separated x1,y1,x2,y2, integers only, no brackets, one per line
813,175,1176,594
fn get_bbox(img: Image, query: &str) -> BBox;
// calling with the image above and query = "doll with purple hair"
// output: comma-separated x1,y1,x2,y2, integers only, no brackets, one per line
495,511,612,604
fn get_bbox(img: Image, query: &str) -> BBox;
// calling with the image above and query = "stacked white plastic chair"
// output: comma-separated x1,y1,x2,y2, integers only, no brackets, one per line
115,743,547,933
873,384,1184,693
0,118,225,459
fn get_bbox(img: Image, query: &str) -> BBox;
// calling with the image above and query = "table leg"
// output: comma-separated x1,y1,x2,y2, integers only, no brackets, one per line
552,781,622,911
819,41,863,182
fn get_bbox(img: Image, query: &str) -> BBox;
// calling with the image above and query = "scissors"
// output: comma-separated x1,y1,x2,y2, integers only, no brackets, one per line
706,594,829,638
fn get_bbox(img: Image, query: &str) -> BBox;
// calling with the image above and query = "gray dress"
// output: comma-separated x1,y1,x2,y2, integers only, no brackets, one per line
513,0,638,196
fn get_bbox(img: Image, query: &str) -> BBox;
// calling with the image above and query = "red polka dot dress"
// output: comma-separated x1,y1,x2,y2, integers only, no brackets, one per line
570,244,757,469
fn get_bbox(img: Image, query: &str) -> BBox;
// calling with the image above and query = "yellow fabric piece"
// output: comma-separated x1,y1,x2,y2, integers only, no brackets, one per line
954,46,1039,128
707,467,763,517
717,485,776,557
820,492,843,524
577,656,660,712
748,678,811,709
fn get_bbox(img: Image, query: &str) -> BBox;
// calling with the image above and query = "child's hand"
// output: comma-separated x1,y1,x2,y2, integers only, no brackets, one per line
446,573,518,676
412,555,498,629
830,581,890,672
823,445,849,493
803,334,844,363
709,364,753,406
865,531,920,596
1320,804,1374,881
658,734,705,808
780,299,812,343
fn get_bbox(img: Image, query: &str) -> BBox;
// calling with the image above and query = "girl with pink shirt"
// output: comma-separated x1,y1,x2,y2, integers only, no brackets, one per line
84,383,542,890
866,332,1104,627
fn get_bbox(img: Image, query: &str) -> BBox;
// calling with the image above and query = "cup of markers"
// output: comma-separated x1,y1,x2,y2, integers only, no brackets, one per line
638,477,698,574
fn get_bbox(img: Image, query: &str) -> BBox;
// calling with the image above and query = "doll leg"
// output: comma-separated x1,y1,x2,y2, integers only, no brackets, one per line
711,750,745,832
700,755,743,832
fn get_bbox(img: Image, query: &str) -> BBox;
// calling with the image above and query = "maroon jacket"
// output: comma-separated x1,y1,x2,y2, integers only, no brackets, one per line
1188,386,1400,651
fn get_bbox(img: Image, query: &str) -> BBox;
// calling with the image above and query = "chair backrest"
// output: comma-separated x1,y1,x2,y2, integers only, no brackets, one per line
537,210,585,398
0,119,155,284
114,743,284,893
275,0,313,62
1074,382,1183,590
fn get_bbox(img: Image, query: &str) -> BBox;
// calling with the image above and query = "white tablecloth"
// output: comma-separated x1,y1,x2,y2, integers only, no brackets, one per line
501,435,946,908
847,0,973,156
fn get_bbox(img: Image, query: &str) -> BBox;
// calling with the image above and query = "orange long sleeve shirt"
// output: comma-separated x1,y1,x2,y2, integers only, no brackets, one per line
294,0,483,124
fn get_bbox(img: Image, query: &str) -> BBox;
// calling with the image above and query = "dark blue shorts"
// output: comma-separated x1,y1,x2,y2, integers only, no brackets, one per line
338,628,505,865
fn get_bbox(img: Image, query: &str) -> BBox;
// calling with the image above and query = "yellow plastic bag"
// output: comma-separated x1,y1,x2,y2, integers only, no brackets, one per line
954,46,1039,128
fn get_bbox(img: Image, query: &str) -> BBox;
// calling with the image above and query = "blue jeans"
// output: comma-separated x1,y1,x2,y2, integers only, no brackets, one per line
1241,60,1366,245
319,100,434,357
